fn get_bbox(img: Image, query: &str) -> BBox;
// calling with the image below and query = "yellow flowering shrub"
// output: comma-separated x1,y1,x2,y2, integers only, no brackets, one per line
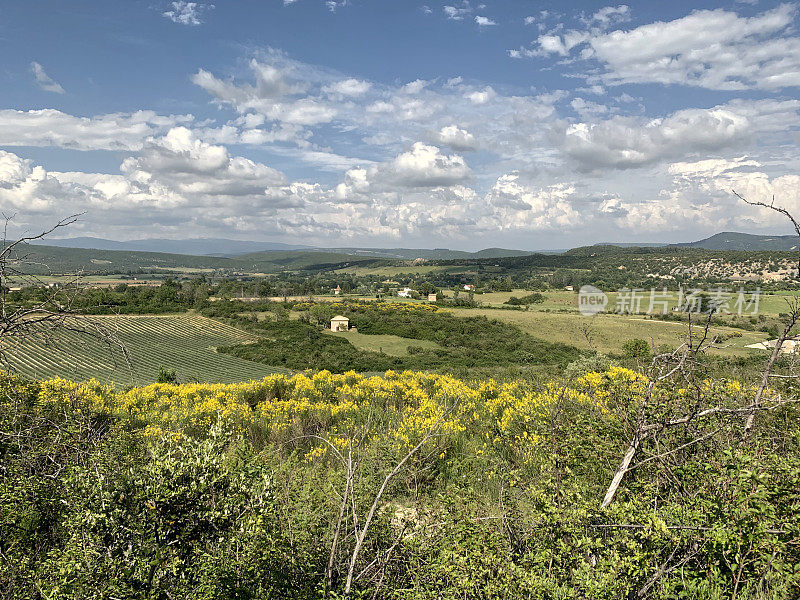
371,302,438,314
1,366,761,468
291,302,316,311
578,366,648,410
38,377,113,414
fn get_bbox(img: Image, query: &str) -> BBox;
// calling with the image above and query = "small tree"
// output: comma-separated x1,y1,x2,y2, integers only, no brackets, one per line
622,338,651,360
156,366,178,384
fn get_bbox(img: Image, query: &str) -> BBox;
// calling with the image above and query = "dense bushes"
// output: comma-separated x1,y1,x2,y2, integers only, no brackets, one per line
338,303,581,367
217,301,582,373
7,279,196,315
504,292,545,305
1,368,799,598
219,320,408,372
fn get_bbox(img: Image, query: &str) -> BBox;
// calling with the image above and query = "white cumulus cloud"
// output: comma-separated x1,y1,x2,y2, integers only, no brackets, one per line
587,5,800,90
322,78,371,97
435,125,477,150
560,99,800,171
0,109,194,151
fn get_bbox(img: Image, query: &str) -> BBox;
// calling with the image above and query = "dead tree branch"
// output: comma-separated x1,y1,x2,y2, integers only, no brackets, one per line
0,214,129,373
343,402,456,596
733,190,800,435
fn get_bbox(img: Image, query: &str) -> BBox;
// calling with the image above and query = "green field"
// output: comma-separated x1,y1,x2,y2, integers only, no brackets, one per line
447,307,769,357
472,288,799,315
1,314,286,385
473,289,576,308
280,287,791,358
324,330,442,356
295,289,781,358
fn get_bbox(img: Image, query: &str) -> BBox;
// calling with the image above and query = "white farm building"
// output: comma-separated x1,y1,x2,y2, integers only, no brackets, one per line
330,315,350,332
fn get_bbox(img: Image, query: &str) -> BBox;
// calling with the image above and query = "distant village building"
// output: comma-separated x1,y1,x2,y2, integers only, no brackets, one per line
330,315,349,332
463,284,475,291
428,293,438,302
397,287,413,298
564,285,574,291
333,285,342,295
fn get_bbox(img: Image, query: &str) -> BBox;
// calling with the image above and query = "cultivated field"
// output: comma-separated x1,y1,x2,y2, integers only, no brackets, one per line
1,314,286,385
6,274,166,287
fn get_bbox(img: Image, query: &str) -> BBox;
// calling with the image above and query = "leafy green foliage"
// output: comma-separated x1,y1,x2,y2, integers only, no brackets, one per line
622,338,652,360
504,292,545,305
1,366,798,599
218,303,581,373
156,365,178,384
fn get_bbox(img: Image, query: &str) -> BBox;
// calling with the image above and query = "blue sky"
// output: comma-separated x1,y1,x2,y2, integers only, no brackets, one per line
1,0,799,249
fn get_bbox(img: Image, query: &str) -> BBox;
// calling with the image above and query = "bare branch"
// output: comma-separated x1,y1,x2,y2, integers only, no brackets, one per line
0,214,129,377
343,399,457,595
734,190,800,435
733,191,800,277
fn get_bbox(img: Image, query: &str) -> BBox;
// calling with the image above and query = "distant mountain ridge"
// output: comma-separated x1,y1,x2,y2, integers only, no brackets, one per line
35,237,538,260
325,247,536,260
38,237,312,256
674,232,799,251
33,231,799,260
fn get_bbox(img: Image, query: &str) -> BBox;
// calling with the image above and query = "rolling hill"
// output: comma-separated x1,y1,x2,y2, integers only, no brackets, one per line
324,247,536,260
22,232,800,278
38,236,312,256
674,232,799,251
33,237,538,260
10,244,382,276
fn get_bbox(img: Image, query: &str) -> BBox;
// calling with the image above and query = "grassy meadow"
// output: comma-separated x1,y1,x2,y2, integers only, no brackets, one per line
474,288,797,315
324,330,442,356
240,288,783,360
442,288,792,356
449,307,768,357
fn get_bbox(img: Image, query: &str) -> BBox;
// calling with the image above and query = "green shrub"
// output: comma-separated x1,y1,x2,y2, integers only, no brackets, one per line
622,338,651,360
504,292,545,306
